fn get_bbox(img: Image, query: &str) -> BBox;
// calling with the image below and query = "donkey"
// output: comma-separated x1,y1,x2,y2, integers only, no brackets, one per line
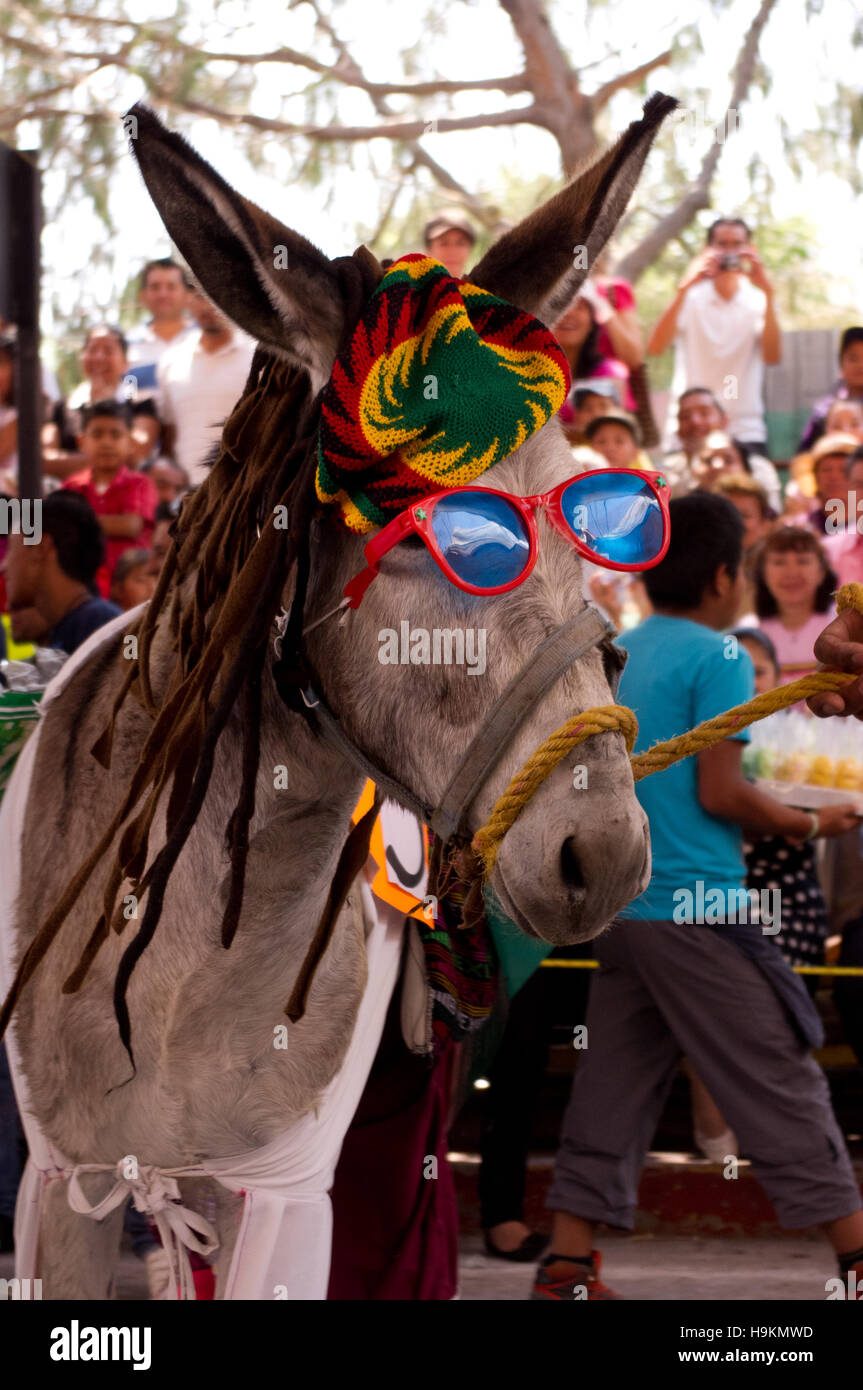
1,95,674,1299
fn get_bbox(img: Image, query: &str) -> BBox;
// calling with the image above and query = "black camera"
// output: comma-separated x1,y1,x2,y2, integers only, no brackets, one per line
719,253,742,271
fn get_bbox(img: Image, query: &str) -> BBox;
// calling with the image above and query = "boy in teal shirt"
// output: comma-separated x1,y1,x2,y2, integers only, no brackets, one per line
534,493,863,1301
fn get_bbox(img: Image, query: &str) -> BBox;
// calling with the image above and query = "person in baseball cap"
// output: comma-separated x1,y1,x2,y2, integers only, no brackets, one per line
423,209,477,279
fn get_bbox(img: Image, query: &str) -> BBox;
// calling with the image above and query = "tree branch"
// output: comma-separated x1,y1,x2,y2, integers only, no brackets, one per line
208,104,537,141
498,0,600,173
0,107,115,132
9,7,529,97
591,48,673,110
615,0,779,282
499,0,574,105
303,0,502,229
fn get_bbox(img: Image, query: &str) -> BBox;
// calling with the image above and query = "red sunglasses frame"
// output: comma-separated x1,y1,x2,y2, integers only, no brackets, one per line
343,467,671,610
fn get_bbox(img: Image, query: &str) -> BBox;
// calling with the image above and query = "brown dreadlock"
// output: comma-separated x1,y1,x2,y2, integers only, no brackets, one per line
0,248,381,1066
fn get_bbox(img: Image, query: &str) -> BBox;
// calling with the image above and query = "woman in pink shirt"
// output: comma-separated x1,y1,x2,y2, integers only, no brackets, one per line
753,527,838,685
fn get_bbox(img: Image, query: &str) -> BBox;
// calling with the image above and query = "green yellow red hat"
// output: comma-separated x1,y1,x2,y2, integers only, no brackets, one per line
315,254,571,533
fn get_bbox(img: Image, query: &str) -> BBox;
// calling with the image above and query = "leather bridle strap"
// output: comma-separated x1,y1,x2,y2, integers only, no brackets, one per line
295,604,620,839
431,606,616,842
297,681,434,825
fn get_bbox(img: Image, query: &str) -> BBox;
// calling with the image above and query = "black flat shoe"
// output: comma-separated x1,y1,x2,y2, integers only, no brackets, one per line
0,1214,14,1254
483,1229,550,1262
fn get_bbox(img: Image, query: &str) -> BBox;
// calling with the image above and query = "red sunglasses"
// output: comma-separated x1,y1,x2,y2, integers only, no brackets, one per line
344,468,670,609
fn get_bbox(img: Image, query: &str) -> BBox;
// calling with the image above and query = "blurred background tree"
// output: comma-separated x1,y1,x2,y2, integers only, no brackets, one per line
1,0,860,371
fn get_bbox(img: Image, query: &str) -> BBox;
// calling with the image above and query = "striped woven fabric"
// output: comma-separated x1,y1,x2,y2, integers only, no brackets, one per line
316,254,571,533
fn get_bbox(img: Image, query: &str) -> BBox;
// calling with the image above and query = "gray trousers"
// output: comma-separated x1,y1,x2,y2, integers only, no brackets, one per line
547,918,861,1230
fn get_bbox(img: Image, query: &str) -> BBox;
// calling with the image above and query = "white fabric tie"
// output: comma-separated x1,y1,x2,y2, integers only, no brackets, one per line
67,1161,219,1301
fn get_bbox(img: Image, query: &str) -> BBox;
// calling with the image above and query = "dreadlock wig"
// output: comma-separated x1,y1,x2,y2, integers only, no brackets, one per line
0,252,378,1062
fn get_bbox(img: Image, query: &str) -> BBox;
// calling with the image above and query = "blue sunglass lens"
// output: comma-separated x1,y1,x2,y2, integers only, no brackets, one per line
560,473,664,565
430,492,531,589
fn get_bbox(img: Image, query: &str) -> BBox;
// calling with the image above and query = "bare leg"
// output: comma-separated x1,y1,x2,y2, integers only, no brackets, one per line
548,1210,594,1259
683,1058,731,1142
825,1210,863,1256
487,1220,533,1251
37,1178,125,1300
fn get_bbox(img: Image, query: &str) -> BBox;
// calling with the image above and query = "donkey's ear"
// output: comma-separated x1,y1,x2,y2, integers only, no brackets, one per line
469,93,678,324
126,103,353,389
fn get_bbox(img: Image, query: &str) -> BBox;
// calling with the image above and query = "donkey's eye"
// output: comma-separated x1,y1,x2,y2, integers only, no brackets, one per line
401,533,425,550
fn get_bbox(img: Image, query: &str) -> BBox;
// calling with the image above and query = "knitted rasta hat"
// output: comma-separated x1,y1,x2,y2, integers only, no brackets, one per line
315,254,571,533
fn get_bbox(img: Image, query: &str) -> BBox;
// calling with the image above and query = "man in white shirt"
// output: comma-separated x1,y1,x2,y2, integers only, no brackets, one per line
157,289,256,487
126,259,195,393
648,217,781,449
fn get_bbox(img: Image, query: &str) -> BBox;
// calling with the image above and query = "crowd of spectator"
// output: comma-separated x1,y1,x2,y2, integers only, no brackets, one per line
2,226,862,671
0,258,256,661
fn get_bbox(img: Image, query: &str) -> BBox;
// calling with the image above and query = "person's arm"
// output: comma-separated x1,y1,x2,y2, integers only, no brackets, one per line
580,279,644,368
599,306,643,369
41,450,87,480
647,288,688,357
40,417,86,480
697,739,859,839
760,291,781,365
647,248,720,356
99,514,145,539
743,245,781,365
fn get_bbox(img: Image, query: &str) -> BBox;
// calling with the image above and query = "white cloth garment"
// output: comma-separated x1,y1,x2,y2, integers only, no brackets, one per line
671,278,768,443
126,321,195,367
157,329,257,485
126,321,196,394
0,608,404,1299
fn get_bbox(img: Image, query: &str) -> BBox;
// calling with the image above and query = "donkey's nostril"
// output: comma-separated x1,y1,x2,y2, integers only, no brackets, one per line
560,837,586,891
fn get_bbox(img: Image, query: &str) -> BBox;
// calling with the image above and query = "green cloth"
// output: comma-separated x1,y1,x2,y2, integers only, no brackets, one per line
0,689,41,803
484,887,552,998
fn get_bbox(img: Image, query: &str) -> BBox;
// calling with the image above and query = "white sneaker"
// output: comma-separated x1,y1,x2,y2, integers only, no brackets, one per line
694,1128,738,1164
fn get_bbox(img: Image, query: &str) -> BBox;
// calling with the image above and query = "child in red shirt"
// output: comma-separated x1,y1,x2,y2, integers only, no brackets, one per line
62,400,158,598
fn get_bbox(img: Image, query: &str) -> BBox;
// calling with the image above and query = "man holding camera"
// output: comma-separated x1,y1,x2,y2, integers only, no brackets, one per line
648,217,782,450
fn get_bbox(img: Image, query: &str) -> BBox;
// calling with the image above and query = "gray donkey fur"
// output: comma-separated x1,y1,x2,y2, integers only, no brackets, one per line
9,95,674,1298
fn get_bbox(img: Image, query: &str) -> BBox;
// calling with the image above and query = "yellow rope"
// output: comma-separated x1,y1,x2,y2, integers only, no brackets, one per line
473,706,638,875
837,581,863,616
629,670,856,782
471,584,863,878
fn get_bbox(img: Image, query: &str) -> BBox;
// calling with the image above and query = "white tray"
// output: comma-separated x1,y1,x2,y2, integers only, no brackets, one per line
754,778,863,812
